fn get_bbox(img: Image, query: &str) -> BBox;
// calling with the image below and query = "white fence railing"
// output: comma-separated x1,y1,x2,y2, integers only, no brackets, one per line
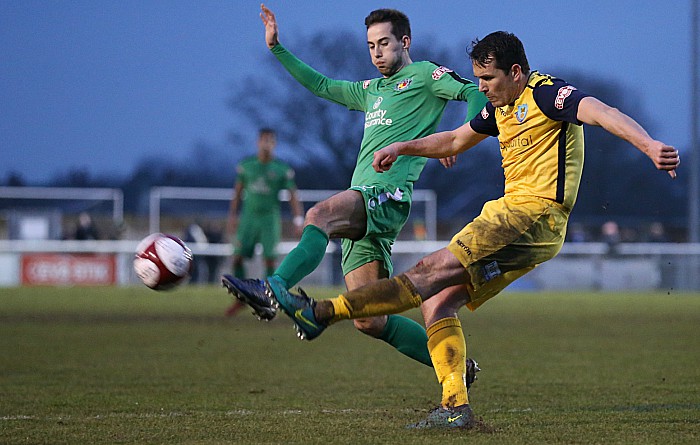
0,186,124,224
148,187,438,240
0,240,698,290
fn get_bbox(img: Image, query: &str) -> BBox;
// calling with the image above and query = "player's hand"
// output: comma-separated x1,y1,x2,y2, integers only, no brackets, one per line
439,155,458,168
648,140,680,179
373,143,400,172
260,4,279,48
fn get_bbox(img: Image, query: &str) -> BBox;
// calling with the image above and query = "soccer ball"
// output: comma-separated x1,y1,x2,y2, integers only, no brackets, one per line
133,233,193,290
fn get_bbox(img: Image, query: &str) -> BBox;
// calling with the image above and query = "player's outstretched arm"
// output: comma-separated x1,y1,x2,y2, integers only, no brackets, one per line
373,123,487,172
577,97,680,178
260,4,280,49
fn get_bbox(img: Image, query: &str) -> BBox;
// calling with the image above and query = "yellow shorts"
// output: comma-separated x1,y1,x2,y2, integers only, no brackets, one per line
447,195,569,311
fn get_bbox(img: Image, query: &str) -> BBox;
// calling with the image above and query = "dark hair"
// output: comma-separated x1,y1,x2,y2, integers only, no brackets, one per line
365,9,411,41
258,128,276,137
467,31,530,75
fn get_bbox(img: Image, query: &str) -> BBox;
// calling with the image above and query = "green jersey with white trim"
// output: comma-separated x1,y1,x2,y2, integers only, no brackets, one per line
270,44,487,195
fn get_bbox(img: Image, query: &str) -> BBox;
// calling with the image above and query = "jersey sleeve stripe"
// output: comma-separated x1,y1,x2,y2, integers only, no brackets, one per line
446,71,469,84
556,121,568,204
428,60,470,84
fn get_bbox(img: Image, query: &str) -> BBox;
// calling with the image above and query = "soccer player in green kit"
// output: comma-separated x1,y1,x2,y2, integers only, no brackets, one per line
223,4,487,375
224,128,304,316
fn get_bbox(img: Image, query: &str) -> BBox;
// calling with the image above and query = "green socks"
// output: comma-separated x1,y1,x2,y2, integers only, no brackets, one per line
275,226,432,368
273,224,329,288
378,314,432,367
234,262,246,279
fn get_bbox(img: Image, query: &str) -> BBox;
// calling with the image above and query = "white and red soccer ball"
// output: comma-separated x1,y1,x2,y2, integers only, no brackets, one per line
133,233,193,290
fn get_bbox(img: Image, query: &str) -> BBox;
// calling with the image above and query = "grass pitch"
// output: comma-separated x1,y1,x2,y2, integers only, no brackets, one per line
1,286,699,444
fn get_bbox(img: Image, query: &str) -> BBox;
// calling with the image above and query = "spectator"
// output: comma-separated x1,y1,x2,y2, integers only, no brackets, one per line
203,221,224,284
567,222,588,243
645,221,669,243
74,212,99,240
601,220,621,255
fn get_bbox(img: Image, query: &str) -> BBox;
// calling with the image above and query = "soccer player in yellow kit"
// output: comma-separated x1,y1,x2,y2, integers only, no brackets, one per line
270,31,680,428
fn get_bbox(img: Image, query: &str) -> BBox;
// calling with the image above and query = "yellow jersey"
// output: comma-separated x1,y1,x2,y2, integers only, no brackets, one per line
471,72,589,211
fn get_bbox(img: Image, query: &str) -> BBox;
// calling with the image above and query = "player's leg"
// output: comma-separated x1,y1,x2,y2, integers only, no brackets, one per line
341,255,480,384
224,216,267,317
272,247,476,426
344,261,434,366
281,197,550,326
272,189,366,289
225,217,258,316
314,248,467,323
232,254,246,279
223,190,367,320
409,197,569,426
231,214,258,278
260,213,281,277
421,285,471,409
263,258,276,278
344,260,388,336
334,189,436,365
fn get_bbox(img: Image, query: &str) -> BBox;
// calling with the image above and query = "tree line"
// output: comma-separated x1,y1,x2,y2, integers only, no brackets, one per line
2,31,686,231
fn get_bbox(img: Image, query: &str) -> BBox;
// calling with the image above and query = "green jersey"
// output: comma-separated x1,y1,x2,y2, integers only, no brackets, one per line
271,44,487,195
236,156,296,216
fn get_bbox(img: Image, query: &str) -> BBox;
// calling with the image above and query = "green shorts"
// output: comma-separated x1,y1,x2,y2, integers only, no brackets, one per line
233,212,281,259
341,185,411,276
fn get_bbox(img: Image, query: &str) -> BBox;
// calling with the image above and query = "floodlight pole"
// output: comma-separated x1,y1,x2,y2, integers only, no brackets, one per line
690,0,699,243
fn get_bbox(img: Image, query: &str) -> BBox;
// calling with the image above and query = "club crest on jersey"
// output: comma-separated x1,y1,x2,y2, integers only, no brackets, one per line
432,66,453,80
362,80,371,89
515,104,528,123
480,107,490,119
373,96,383,110
394,78,412,91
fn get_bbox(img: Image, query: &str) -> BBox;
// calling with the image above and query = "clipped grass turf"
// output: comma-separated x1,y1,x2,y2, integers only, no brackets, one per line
1,286,699,444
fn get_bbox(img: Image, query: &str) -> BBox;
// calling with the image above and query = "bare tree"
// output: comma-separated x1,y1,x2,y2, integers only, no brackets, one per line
227,31,372,188
226,31,683,227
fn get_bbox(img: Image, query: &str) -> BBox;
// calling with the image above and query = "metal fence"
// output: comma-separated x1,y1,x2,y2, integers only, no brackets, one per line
1,239,698,290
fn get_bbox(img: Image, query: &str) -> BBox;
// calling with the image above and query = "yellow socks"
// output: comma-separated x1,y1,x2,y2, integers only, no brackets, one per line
427,317,468,408
329,274,423,324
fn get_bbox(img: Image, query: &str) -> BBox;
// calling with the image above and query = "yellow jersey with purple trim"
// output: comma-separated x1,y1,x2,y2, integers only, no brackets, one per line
470,72,589,211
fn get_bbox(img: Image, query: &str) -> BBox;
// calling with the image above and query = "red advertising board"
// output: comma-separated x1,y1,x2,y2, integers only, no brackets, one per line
21,253,117,286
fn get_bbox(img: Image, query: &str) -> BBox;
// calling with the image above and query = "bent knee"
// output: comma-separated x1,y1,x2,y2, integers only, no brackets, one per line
304,205,324,227
353,316,387,337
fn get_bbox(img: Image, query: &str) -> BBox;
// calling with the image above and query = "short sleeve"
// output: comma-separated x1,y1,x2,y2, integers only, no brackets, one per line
469,102,499,137
533,79,590,124
235,163,245,185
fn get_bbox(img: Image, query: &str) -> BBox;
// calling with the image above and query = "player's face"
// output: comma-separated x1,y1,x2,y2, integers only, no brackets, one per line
472,60,521,107
257,133,276,157
367,22,408,77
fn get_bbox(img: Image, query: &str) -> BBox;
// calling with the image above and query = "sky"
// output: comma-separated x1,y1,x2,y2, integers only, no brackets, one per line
0,0,695,183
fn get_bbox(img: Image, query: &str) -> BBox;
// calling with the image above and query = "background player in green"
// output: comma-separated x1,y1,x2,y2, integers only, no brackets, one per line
223,4,487,370
224,127,303,317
